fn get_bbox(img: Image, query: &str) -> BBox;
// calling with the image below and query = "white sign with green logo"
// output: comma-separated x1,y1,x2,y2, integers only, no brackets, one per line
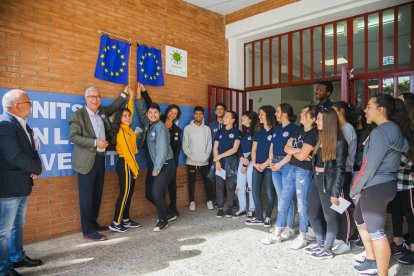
165,45,188,77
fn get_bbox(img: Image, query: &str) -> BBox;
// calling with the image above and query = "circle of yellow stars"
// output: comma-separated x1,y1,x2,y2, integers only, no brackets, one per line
100,44,127,77
139,52,161,81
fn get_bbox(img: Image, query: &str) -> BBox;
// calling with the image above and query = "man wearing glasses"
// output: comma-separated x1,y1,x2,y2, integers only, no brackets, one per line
0,89,43,276
69,86,127,241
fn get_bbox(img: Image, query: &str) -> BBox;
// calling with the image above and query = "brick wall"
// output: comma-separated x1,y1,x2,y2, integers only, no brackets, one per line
0,0,227,243
225,0,299,24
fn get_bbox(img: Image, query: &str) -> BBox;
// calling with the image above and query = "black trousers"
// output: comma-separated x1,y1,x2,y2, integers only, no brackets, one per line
337,171,353,243
392,188,414,243
187,164,212,202
215,174,235,209
77,155,105,234
113,158,136,223
145,160,176,221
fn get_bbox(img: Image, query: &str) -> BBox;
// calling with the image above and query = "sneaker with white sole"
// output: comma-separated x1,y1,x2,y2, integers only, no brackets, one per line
353,250,366,263
311,249,334,260
122,219,141,228
232,210,246,219
304,245,323,255
153,220,168,232
332,239,351,255
306,227,316,241
216,209,224,218
281,227,295,240
225,208,233,218
246,210,255,222
261,229,283,245
354,259,377,275
245,218,264,226
109,221,128,233
290,234,308,250
264,217,271,228
206,201,214,210
189,201,196,211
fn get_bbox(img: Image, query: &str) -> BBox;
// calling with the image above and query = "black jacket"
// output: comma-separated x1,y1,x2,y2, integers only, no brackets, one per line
313,137,348,197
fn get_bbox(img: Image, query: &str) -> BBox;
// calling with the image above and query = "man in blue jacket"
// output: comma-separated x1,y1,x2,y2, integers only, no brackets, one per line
0,89,43,276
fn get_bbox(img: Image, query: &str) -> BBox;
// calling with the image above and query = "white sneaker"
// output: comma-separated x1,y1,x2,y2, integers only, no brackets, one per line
281,227,296,240
353,250,366,263
306,227,316,241
290,234,308,250
206,201,214,210
261,229,282,245
189,201,195,211
332,239,351,255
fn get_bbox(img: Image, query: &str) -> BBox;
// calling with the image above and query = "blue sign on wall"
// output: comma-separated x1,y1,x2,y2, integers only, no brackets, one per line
0,88,204,178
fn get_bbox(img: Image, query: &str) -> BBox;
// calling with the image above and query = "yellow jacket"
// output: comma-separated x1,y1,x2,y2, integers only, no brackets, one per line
116,100,139,176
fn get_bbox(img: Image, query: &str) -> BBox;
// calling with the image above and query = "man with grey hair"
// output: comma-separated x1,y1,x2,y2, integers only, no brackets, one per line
69,86,127,241
0,89,43,276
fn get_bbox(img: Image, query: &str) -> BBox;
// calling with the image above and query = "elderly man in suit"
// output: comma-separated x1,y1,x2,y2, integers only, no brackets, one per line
0,89,43,276
69,86,128,241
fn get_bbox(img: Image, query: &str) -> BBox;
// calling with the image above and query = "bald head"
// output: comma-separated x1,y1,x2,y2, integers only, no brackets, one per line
2,89,32,119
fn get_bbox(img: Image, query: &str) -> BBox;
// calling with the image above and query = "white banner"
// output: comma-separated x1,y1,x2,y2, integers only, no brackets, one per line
165,45,187,77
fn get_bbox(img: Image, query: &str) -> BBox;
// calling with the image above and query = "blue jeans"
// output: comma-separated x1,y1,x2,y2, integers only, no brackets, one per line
252,168,275,221
272,160,295,228
275,165,312,234
0,197,27,274
236,160,255,212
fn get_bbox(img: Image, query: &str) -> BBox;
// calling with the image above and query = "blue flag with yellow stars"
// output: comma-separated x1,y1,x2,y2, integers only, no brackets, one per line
94,34,130,84
137,45,164,86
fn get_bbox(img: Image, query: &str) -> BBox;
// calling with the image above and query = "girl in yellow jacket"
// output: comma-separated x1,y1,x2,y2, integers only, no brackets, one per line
109,87,140,233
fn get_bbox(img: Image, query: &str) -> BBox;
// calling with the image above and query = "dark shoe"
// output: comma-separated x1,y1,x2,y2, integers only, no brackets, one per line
5,269,22,276
123,219,141,228
153,220,168,232
246,210,255,222
349,232,360,243
355,238,365,249
108,221,128,233
232,210,246,219
83,232,107,241
95,225,108,232
398,250,414,265
311,249,334,260
391,241,405,255
13,256,43,268
264,217,271,228
403,232,411,245
354,259,377,275
216,209,224,218
225,208,233,218
245,218,264,226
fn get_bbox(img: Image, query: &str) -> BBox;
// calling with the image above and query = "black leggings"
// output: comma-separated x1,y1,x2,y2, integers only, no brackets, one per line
354,181,397,240
166,165,178,212
216,174,235,209
391,188,414,244
113,158,136,223
188,165,212,202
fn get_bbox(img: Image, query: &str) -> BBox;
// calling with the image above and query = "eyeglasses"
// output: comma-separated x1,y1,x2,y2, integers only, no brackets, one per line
87,95,101,100
16,101,32,106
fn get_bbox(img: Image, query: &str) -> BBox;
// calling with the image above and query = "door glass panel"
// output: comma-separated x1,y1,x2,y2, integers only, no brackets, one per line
303,29,311,80
368,13,379,72
292,32,300,81
313,27,322,79
245,44,252,87
382,77,395,96
254,42,261,86
271,37,279,84
398,4,411,69
353,17,365,73
325,24,334,77
336,21,348,73
263,40,270,85
382,9,395,71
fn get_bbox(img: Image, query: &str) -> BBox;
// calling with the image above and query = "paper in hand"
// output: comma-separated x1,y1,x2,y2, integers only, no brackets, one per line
330,197,351,214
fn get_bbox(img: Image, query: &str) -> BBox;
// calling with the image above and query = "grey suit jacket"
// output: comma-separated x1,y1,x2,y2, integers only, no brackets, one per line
69,95,126,174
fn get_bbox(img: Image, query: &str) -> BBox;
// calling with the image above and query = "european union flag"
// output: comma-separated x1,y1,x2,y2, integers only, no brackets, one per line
137,45,164,86
94,34,130,84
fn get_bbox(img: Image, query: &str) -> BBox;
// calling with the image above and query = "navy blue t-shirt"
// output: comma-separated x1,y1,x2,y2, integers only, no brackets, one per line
253,127,274,164
271,123,299,157
240,130,254,156
215,127,241,154
289,127,318,171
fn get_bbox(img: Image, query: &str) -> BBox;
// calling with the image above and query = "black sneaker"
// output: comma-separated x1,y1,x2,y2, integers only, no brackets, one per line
108,221,128,233
245,218,264,226
311,249,334,260
355,238,365,249
225,208,233,218
246,210,255,222
232,210,246,219
304,245,323,255
391,242,405,255
123,219,141,228
354,259,377,275
166,213,178,222
216,209,224,218
153,220,168,232
264,217,271,228
349,232,360,243
403,233,411,245
398,250,414,265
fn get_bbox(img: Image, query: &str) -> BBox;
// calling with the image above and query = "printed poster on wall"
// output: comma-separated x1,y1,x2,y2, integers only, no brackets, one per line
165,45,187,77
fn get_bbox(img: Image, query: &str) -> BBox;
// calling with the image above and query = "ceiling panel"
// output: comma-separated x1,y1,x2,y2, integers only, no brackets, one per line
184,0,266,15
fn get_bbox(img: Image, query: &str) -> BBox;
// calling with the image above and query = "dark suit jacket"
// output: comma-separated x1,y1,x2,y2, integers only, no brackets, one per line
69,95,126,174
0,113,42,198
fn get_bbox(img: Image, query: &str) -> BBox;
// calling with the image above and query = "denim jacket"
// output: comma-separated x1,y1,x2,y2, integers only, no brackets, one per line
135,98,173,173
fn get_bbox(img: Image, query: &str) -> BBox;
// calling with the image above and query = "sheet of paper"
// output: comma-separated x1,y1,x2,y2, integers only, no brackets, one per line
330,197,351,214
215,168,226,180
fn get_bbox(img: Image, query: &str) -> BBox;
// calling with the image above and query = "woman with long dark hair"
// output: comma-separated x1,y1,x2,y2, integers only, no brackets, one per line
268,103,298,239
246,105,276,227
234,111,257,219
213,111,241,218
351,94,409,275
109,86,140,233
305,108,347,259
391,92,414,265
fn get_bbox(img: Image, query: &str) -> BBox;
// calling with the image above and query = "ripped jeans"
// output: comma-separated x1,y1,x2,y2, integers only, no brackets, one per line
275,165,313,234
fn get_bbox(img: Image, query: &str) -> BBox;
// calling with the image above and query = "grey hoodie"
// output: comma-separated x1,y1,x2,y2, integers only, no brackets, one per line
350,121,409,197
183,120,212,166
